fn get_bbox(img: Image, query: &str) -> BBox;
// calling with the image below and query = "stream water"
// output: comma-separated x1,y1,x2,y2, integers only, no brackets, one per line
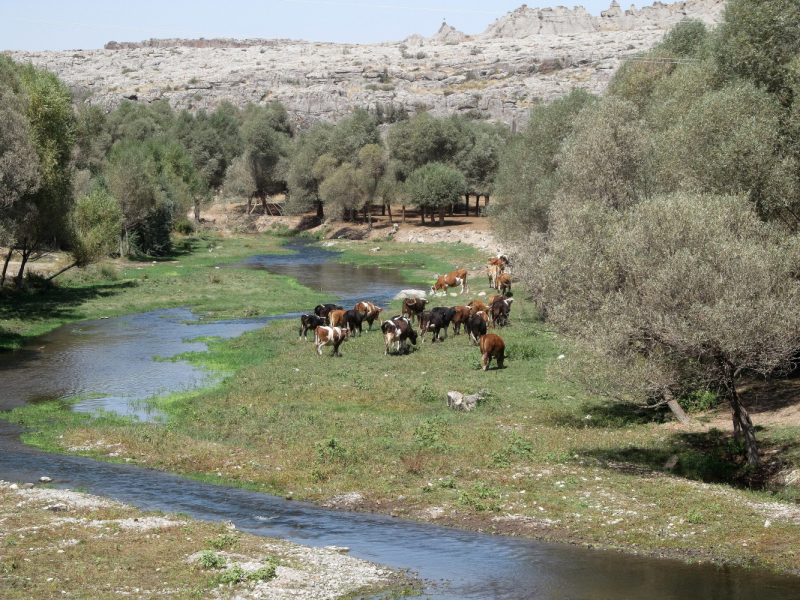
1,239,799,599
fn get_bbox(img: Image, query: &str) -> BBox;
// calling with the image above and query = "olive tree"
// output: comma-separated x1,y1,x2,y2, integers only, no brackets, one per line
538,192,800,466
47,188,122,280
492,88,594,243
404,162,466,226
0,61,74,287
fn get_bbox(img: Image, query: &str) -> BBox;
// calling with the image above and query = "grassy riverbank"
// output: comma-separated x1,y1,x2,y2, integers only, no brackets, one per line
0,480,407,599
0,233,332,351
5,238,800,577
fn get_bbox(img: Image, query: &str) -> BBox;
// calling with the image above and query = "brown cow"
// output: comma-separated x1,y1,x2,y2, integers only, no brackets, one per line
496,273,512,295
431,269,468,295
451,305,471,336
468,300,489,315
487,294,509,307
327,309,347,328
479,333,509,370
354,301,384,331
401,297,428,325
314,326,350,357
488,255,509,270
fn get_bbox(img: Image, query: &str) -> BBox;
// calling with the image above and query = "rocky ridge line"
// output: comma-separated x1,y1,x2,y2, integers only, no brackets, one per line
5,0,725,129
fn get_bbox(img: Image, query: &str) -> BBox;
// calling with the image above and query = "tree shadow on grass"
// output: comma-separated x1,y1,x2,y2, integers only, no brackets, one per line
0,281,138,351
551,398,673,429
583,426,800,493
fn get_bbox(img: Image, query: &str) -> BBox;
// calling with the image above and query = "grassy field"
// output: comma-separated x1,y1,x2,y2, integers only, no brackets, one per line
4,237,800,577
0,233,332,351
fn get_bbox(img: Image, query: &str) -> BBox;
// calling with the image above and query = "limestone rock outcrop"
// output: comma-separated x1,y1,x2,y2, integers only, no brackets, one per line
5,1,726,130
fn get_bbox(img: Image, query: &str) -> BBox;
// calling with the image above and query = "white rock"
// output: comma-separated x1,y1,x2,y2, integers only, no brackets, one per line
393,289,427,300
450,292,458,296
478,292,486,296
557,354,566,360
39,476,52,483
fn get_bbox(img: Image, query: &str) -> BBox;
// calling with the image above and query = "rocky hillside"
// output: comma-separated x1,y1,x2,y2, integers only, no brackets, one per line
4,0,725,129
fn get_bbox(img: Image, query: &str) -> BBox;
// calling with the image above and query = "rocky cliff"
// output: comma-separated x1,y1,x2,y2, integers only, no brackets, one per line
4,0,725,130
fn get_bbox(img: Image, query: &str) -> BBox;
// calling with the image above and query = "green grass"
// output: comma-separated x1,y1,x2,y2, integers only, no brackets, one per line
5,239,800,576
0,233,332,351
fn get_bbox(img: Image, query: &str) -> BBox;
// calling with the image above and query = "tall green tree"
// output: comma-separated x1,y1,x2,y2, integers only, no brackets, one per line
0,59,74,287
404,162,466,226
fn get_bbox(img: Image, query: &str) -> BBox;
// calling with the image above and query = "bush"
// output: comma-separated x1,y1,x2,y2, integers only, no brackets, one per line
174,218,195,234
199,550,224,569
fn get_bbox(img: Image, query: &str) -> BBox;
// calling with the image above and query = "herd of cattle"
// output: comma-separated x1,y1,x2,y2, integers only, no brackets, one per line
298,255,513,371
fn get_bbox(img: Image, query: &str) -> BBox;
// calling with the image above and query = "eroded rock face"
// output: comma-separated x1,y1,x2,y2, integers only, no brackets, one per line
5,1,725,130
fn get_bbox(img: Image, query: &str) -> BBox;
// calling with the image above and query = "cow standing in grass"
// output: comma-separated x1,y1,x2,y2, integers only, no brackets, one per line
465,311,488,346
381,316,418,355
315,304,344,324
496,273,512,295
354,301,383,331
401,297,428,325
299,314,324,341
451,306,471,336
431,269,468,295
314,326,349,357
342,309,364,337
479,333,508,370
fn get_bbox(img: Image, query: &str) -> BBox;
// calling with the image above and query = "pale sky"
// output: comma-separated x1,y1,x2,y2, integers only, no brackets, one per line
1,0,627,51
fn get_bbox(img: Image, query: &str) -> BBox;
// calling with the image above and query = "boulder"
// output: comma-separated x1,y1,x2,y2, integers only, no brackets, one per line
393,289,427,300
447,389,486,411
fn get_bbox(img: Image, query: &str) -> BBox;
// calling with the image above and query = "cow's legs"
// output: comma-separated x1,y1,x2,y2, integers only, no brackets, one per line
482,352,490,371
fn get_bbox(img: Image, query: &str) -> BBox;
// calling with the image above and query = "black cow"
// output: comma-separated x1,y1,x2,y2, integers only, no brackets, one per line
430,306,456,338
465,312,488,346
342,309,364,337
314,303,344,324
420,310,445,343
299,314,324,341
381,316,418,355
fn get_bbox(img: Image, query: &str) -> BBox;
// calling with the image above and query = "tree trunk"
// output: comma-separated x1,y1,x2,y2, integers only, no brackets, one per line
438,205,445,226
1,247,13,287
402,205,406,224
194,202,200,229
420,206,425,225
449,203,454,217
484,194,490,215
664,390,691,425
387,204,393,224
465,194,470,217
125,228,130,257
475,194,479,215
46,261,78,282
15,248,30,289
247,196,253,215
366,204,372,229
316,199,324,219
261,195,269,215
722,364,759,467
381,205,386,216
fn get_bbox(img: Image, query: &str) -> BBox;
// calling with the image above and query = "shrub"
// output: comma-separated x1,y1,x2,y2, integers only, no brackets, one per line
174,218,195,234
199,550,224,569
